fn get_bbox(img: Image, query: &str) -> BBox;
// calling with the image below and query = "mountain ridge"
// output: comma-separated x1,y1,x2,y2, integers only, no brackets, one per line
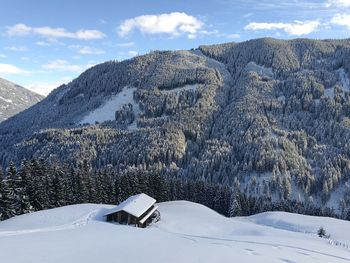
1,38,350,215
0,77,43,122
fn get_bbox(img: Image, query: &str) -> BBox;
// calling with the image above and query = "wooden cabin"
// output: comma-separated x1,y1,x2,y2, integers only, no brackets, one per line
105,193,160,228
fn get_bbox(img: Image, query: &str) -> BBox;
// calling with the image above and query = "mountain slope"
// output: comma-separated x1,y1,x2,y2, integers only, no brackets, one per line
0,201,349,263
1,38,350,214
0,77,43,122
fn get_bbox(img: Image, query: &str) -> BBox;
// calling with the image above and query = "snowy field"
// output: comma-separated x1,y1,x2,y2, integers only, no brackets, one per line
0,201,349,263
79,87,140,128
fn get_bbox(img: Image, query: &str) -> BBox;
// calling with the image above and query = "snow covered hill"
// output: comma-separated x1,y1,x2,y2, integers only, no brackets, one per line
0,77,43,122
0,201,349,263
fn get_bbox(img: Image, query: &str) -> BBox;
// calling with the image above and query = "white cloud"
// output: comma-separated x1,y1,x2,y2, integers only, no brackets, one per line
0,54,7,58
225,33,240,39
244,20,320,36
326,0,350,7
7,23,106,40
5,46,28,52
116,41,135,47
128,51,138,57
6,23,31,36
69,45,105,55
331,13,350,29
118,12,203,38
0,63,29,75
42,60,83,73
26,78,72,96
36,41,51,46
78,46,105,55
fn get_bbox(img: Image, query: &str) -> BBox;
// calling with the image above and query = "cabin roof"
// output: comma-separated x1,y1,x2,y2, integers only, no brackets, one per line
139,205,159,224
105,193,156,218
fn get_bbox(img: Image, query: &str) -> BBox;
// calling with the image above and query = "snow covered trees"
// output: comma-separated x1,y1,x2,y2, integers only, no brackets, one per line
0,158,341,221
1,39,350,216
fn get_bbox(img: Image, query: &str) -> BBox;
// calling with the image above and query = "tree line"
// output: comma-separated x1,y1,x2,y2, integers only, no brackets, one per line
1,159,347,221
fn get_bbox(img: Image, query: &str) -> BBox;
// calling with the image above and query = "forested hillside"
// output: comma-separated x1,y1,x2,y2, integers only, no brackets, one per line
1,38,350,217
0,159,340,221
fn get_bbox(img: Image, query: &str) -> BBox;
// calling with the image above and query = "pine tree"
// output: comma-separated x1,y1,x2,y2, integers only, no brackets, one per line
15,162,33,214
3,162,19,217
49,169,66,207
28,159,50,211
77,160,94,203
149,173,169,202
317,226,327,238
0,170,9,220
228,190,242,217
344,207,350,221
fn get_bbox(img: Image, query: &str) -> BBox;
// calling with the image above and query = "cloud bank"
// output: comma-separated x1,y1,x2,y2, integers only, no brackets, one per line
0,63,28,75
118,12,203,38
7,24,105,40
244,20,320,36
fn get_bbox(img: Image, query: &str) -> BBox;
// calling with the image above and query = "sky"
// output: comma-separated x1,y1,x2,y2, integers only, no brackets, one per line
0,0,350,96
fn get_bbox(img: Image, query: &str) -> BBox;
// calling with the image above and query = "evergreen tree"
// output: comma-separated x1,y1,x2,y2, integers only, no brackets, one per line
149,173,169,202
0,170,9,220
228,191,242,217
15,162,33,214
2,163,19,217
28,159,50,211
49,169,66,207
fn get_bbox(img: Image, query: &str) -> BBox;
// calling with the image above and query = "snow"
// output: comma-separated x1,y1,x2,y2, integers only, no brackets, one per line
245,61,274,78
278,95,286,103
0,204,104,236
79,87,141,129
324,69,350,99
248,211,350,247
160,84,198,96
324,87,335,99
53,85,70,106
337,68,350,93
78,83,198,129
105,193,156,218
0,201,349,263
139,205,159,224
326,179,350,213
0,96,13,104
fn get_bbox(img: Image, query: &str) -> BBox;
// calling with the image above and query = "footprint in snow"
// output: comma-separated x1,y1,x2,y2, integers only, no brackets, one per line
244,248,260,256
210,242,231,248
279,258,297,263
297,252,311,258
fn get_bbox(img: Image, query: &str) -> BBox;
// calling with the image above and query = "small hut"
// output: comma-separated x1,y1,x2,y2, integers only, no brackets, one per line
105,193,160,228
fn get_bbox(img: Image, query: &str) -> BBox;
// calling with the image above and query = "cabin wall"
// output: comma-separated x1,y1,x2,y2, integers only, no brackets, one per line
106,211,138,226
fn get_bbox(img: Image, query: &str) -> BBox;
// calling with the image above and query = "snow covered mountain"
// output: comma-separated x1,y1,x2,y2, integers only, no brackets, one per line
1,38,350,215
0,77,43,122
0,201,349,263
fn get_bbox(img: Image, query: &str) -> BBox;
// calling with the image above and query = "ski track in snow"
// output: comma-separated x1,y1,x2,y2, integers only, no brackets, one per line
153,226,350,262
178,233,350,261
0,208,100,237
1,202,350,263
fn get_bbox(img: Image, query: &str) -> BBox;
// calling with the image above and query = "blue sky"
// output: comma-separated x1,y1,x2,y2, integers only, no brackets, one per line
0,0,350,95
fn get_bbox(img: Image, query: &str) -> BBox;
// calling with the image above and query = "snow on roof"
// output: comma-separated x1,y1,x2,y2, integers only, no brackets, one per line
105,193,156,218
139,205,159,225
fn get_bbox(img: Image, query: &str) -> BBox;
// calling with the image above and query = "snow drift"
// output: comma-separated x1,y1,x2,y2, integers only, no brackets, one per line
0,201,349,263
